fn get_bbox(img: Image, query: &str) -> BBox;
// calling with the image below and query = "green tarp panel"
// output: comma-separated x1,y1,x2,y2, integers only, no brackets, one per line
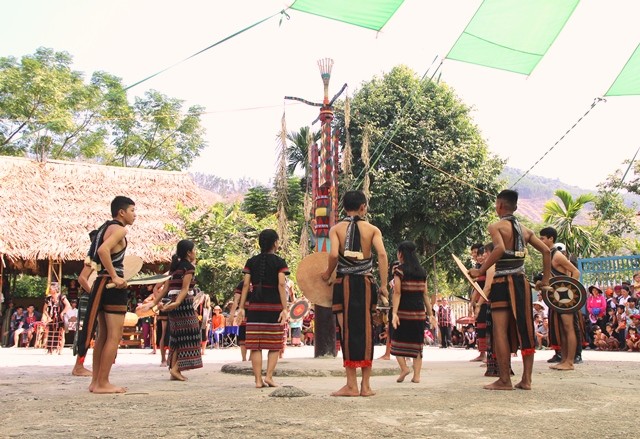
605,44,640,96
446,0,580,75
290,0,404,31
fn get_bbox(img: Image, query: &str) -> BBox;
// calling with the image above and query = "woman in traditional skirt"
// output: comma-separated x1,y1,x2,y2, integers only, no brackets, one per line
229,280,249,361
43,282,71,354
237,229,289,388
390,241,432,383
141,240,202,381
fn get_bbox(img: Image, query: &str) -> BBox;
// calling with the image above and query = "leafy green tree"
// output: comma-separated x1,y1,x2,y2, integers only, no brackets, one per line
110,90,206,170
587,188,638,256
542,189,596,257
242,186,276,220
173,202,300,304
13,275,48,298
1,48,206,171
334,65,504,274
286,126,320,176
0,47,116,160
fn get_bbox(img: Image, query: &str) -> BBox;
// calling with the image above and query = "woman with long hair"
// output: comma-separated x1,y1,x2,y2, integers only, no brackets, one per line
237,229,289,388
140,240,202,381
390,241,432,383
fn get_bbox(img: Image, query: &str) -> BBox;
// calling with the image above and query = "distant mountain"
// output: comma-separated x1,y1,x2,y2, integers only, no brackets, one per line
501,167,640,224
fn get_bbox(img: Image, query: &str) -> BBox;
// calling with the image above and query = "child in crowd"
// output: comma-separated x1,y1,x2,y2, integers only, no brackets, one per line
604,323,619,351
593,326,608,350
626,327,640,352
463,324,476,349
625,298,639,326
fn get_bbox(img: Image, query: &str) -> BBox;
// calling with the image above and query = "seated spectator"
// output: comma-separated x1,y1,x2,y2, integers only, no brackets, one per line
625,298,639,326
604,323,620,351
10,306,26,347
451,327,463,346
615,305,627,334
532,301,547,319
626,327,640,352
211,305,225,348
463,324,476,349
536,317,549,349
23,304,42,347
593,326,608,350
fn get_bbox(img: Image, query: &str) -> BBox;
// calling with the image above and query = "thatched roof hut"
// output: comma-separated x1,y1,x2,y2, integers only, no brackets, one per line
0,156,208,274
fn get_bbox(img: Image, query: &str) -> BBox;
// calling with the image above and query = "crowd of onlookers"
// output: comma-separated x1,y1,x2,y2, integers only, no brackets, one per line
532,281,640,352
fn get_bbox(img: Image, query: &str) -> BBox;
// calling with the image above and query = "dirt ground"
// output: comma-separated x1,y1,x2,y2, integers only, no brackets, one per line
1,345,638,439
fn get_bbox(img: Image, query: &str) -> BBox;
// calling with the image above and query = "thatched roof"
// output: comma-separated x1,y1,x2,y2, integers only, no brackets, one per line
0,156,208,270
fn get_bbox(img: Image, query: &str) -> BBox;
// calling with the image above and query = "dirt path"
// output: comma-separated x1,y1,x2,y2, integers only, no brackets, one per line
1,346,638,438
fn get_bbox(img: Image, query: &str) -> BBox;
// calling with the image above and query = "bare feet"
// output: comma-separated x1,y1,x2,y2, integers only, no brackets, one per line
331,385,360,397
360,387,376,397
411,377,420,383
469,354,485,362
72,366,93,377
396,368,411,383
92,383,128,394
169,369,186,381
550,362,574,371
483,379,513,391
160,361,167,367
377,355,391,360
264,378,279,387
515,381,532,390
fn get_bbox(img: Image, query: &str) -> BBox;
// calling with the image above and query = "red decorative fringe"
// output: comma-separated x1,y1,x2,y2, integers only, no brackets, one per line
344,360,372,368
550,345,561,351
521,348,536,357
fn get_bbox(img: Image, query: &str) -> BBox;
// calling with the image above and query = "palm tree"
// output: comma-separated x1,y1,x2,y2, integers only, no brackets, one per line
542,189,596,257
286,126,320,176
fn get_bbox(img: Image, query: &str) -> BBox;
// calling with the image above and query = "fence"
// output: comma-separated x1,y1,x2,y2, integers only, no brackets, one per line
577,255,640,287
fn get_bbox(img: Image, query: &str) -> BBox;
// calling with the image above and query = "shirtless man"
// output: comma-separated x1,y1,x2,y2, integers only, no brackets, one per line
469,190,551,391
539,226,581,371
322,190,388,397
79,196,136,393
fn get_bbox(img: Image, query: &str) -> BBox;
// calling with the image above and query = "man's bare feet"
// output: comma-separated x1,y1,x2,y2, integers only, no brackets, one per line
264,378,279,387
483,379,513,391
514,381,532,390
396,368,411,383
331,385,360,397
92,383,128,394
72,366,92,377
550,362,574,371
360,387,376,397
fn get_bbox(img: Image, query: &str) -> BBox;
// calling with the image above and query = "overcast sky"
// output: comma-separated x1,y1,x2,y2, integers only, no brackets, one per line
2,0,640,190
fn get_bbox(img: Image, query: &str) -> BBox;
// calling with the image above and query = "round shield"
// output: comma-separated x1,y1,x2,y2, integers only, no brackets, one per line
296,252,334,307
542,276,587,314
290,299,310,320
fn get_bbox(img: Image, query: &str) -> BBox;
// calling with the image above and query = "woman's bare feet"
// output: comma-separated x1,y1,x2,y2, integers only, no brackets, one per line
160,361,167,367
377,355,391,360
514,381,532,390
331,384,360,397
169,369,186,381
72,365,92,377
483,379,513,390
264,378,279,387
411,377,420,383
92,383,128,394
396,368,411,383
470,353,486,362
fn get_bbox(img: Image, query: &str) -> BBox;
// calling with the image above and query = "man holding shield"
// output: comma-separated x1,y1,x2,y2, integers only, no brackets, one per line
469,190,551,391
321,190,388,397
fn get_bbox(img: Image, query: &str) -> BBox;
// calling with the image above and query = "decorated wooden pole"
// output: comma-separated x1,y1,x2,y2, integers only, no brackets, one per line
313,58,338,357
